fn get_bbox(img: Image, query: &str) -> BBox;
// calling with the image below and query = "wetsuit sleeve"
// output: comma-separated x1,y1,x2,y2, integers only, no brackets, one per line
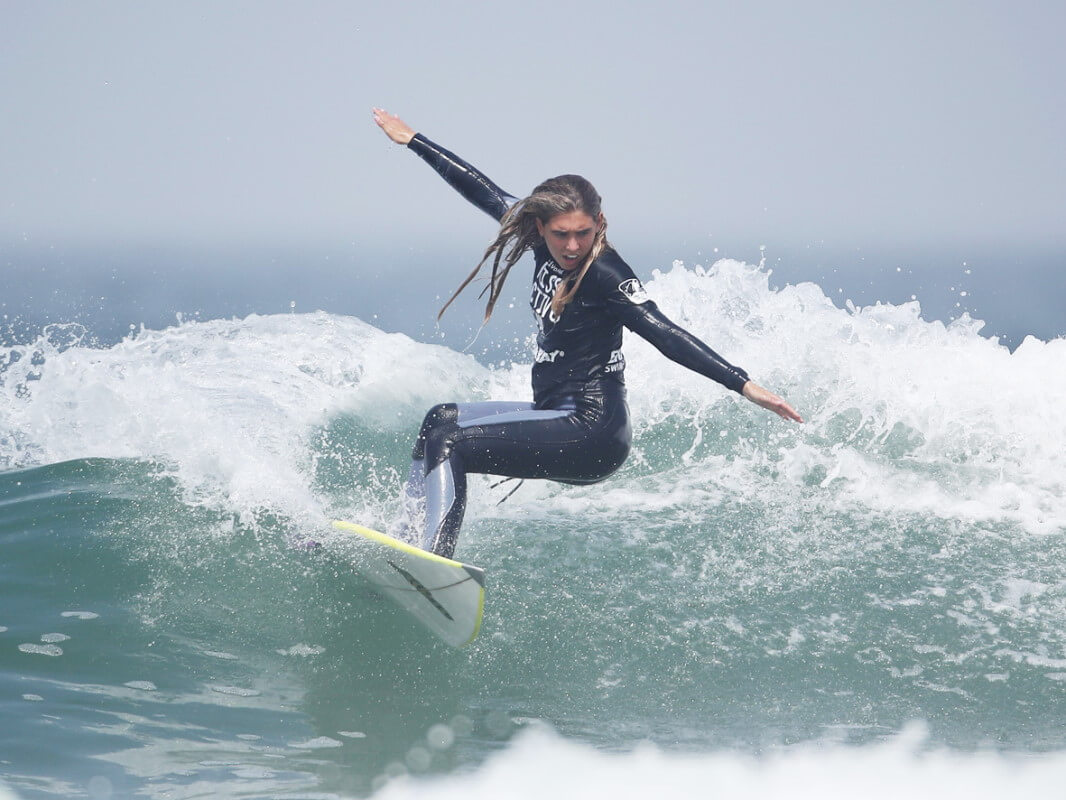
407,133,518,222
621,303,750,393
595,252,751,394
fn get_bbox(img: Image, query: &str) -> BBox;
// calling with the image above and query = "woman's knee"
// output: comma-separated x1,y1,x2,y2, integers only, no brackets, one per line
412,403,459,461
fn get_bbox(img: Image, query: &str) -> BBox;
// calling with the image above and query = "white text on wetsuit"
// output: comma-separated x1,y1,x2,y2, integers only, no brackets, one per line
531,261,567,364
531,262,563,324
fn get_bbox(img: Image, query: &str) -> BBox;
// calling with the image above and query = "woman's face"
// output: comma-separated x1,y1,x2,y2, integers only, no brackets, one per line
536,210,602,271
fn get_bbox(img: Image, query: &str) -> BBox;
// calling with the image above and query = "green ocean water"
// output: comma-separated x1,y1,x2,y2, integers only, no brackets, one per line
2,260,1065,798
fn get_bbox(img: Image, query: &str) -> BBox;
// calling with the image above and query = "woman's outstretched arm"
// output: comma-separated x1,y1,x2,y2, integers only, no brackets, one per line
627,302,803,423
597,251,804,423
372,108,516,221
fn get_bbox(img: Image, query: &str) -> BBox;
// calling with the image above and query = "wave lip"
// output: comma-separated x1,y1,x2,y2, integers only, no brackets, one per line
3,258,1063,536
0,312,488,523
618,259,1066,535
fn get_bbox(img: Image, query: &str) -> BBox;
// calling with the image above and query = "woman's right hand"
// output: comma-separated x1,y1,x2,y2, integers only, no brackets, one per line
372,108,415,145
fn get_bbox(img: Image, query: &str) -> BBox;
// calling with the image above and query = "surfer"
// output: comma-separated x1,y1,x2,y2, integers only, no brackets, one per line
372,108,803,559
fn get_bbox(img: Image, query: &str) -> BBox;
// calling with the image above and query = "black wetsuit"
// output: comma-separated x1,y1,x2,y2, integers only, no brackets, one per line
400,134,750,558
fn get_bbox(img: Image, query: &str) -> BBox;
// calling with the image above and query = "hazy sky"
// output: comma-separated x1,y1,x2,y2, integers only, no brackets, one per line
2,0,1064,253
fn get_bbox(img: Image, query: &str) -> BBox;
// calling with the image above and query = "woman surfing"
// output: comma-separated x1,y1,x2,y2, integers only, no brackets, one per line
372,108,802,559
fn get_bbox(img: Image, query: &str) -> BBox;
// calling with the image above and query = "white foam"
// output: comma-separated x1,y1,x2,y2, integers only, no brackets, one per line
3,261,1062,536
18,643,63,656
0,313,490,526
209,685,260,697
202,650,239,660
60,611,99,620
289,736,343,749
371,725,1066,800
276,644,326,657
484,259,1065,536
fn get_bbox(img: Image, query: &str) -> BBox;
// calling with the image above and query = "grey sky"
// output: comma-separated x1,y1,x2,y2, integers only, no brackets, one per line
2,0,1064,252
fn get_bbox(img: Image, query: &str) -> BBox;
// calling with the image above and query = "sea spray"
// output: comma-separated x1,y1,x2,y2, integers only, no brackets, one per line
0,312,490,526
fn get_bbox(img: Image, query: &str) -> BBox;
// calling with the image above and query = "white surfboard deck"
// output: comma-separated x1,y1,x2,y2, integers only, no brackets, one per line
331,520,485,647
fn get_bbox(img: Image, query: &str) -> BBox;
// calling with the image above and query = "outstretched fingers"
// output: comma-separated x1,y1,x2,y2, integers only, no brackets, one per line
769,397,804,423
742,381,805,423
372,107,415,145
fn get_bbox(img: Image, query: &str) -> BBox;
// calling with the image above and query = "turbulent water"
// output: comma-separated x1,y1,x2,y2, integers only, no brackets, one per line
2,259,1065,798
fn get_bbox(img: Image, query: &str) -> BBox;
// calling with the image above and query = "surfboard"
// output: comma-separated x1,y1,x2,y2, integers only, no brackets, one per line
331,520,485,647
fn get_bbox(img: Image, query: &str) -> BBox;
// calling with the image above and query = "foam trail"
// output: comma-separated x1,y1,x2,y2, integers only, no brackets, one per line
373,726,1066,800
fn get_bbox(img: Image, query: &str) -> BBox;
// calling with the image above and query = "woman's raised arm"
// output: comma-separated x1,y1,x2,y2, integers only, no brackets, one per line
371,107,517,221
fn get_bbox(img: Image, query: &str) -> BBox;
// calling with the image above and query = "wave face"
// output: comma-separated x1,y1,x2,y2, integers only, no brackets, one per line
2,259,1064,797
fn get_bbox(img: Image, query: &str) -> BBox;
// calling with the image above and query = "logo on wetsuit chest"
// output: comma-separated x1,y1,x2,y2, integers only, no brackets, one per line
533,346,565,363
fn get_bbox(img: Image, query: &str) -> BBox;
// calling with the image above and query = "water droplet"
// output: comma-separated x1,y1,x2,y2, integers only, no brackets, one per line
406,745,432,771
427,723,455,751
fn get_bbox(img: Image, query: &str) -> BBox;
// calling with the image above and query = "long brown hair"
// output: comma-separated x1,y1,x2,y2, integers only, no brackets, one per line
438,174,611,322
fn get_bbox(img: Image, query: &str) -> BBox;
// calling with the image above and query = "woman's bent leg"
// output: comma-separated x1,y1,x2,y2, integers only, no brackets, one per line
396,402,538,549
412,393,630,558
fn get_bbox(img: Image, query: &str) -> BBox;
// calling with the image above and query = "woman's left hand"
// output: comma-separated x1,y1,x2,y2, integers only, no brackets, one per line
742,381,804,423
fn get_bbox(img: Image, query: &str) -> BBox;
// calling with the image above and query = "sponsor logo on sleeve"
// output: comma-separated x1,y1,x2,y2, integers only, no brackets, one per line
618,278,650,304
